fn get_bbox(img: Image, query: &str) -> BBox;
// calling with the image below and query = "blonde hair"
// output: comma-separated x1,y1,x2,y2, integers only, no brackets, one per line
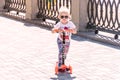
59,6,70,14
58,6,71,19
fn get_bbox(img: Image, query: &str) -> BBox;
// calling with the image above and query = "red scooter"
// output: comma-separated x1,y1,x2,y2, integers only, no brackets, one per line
55,30,72,74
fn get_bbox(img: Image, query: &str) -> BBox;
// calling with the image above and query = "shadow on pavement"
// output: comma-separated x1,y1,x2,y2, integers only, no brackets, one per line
1,15,119,49
71,34,120,50
50,73,76,80
71,34,87,42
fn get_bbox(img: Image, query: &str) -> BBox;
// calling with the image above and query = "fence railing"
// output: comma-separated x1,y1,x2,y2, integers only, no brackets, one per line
87,0,120,39
4,0,26,13
36,0,71,22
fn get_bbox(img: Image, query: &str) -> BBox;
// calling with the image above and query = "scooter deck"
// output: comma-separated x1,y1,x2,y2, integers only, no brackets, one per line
55,62,72,74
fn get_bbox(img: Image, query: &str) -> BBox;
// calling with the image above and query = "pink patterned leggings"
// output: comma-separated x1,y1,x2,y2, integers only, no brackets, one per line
57,38,70,67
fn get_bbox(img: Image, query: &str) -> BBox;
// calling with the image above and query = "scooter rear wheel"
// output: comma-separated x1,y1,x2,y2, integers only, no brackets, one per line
69,65,72,74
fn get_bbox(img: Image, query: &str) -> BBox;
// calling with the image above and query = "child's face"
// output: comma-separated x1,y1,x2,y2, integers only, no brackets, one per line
59,12,70,24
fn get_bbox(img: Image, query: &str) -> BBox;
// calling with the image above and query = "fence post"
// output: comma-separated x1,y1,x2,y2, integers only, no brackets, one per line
0,0,5,11
71,0,88,31
26,0,38,19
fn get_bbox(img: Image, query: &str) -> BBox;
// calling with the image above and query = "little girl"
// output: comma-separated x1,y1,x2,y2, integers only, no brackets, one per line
52,6,77,67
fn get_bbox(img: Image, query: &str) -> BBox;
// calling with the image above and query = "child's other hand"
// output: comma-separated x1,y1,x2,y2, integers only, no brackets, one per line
71,29,77,34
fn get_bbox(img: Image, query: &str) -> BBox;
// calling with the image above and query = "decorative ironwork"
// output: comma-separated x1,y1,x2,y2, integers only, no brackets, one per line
4,0,26,13
37,0,71,22
87,0,120,35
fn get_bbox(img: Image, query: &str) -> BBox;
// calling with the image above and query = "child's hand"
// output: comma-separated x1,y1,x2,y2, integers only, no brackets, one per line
71,29,77,34
52,28,58,33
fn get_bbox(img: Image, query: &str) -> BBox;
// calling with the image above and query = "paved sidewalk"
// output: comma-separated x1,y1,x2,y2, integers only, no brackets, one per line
0,16,120,80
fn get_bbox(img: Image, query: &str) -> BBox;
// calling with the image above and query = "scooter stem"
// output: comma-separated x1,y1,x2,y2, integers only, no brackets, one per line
62,32,65,65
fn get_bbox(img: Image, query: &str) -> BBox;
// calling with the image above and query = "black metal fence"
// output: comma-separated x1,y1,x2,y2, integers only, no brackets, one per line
3,0,120,39
87,0,120,38
36,0,71,22
4,0,26,13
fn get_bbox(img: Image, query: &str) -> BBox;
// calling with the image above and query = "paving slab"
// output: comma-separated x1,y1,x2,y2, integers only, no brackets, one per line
0,16,120,80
